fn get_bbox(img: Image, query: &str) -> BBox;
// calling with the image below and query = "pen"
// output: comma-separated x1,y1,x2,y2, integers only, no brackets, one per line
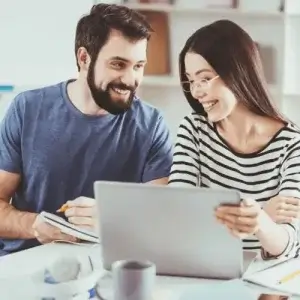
56,203,69,213
277,270,300,284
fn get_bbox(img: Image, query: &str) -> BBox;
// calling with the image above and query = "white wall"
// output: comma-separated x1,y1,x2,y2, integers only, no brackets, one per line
1,1,300,141
283,96,300,126
137,9,300,140
0,0,94,120
0,0,94,86
139,87,191,141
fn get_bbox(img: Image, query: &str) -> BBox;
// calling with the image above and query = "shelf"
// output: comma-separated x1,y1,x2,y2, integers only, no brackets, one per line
124,3,173,12
141,76,281,96
0,80,286,96
283,93,300,98
124,3,284,18
142,75,179,87
0,85,14,94
0,85,46,94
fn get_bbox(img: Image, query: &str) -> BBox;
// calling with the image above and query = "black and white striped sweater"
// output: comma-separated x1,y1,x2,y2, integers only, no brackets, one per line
169,113,300,258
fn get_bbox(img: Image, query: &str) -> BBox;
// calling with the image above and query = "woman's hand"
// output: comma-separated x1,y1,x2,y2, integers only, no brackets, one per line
216,198,294,256
263,196,300,223
215,199,262,238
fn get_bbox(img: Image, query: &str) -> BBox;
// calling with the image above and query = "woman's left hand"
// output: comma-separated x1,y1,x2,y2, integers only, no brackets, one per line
215,198,262,238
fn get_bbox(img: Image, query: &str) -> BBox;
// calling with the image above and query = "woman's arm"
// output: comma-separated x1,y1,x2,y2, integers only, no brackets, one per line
168,115,200,186
217,137,300,258
215,198,294,257
255,209,296,258
260,137,300,259
263,195,300,224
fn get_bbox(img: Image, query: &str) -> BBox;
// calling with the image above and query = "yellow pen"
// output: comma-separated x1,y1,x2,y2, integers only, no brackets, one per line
278,270,300,284
56,203,69,213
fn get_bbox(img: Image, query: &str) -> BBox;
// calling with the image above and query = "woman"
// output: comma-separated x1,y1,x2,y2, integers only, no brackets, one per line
169,19,300,259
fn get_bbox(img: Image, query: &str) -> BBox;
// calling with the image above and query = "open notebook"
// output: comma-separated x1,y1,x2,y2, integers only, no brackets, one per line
243,256,300,295
40,211,100,244
243,253,291,277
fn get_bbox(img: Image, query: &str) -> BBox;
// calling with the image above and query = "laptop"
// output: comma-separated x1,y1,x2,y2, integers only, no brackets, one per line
94,181,243,280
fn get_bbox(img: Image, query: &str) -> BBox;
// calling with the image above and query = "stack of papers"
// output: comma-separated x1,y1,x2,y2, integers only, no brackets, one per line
40,211,100,244
243,254,291,276
243,257,300,295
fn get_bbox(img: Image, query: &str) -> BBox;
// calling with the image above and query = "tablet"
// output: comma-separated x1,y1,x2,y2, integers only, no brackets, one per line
94,181,243,279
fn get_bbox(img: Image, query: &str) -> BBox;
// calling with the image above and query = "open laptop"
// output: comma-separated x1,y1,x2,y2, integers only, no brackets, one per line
94,181,243,280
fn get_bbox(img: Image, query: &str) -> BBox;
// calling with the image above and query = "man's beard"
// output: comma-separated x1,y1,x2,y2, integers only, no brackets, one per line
87,61,137,115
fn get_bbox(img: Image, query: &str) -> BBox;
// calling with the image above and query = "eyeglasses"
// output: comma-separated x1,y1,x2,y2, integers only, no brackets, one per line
181,75,219,93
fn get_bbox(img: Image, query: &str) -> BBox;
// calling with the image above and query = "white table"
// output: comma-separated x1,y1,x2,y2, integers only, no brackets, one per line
0,242,295,299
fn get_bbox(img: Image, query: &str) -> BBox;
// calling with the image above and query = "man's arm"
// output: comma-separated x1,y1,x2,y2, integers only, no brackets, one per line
0,170,37,239
0,95,76,243
0,94,37,239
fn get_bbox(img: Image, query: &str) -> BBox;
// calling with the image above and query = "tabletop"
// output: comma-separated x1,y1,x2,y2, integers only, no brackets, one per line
0,242,297,300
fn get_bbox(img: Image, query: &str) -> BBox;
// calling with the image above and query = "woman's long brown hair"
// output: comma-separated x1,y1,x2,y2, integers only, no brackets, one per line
179,19,287,123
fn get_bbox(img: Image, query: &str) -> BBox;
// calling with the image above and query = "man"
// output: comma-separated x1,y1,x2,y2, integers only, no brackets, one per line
0,3,173,255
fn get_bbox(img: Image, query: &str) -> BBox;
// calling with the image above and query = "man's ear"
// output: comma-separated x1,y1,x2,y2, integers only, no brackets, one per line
77,47,91,71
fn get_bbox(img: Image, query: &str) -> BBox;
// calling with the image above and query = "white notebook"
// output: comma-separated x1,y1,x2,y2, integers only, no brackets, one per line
40,211,100,244
243,253,291,277
243,257,300,295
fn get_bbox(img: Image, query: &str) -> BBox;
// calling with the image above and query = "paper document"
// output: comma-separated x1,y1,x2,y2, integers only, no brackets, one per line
40,211,100,244
243,254,291,277
244,257,300,295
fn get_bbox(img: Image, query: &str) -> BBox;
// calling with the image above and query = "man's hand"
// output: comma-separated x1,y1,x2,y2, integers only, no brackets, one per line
215,199,262,238
32,214,77,244
64,197,97,232
258,294,288,300
263,196,300,223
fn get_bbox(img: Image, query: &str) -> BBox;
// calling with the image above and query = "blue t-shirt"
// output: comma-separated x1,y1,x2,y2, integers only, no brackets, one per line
0,81,173,255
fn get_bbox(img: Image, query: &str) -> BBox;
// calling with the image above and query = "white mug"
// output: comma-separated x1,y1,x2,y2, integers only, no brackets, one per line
112,260,156,300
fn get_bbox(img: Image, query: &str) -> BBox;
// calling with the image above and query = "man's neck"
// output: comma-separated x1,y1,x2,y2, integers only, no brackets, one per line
66,79,107,116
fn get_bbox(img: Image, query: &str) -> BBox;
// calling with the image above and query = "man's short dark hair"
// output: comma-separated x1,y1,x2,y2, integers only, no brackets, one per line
75,3,153,71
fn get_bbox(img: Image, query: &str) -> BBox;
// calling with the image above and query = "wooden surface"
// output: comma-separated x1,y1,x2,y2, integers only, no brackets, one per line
142,11,171,75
